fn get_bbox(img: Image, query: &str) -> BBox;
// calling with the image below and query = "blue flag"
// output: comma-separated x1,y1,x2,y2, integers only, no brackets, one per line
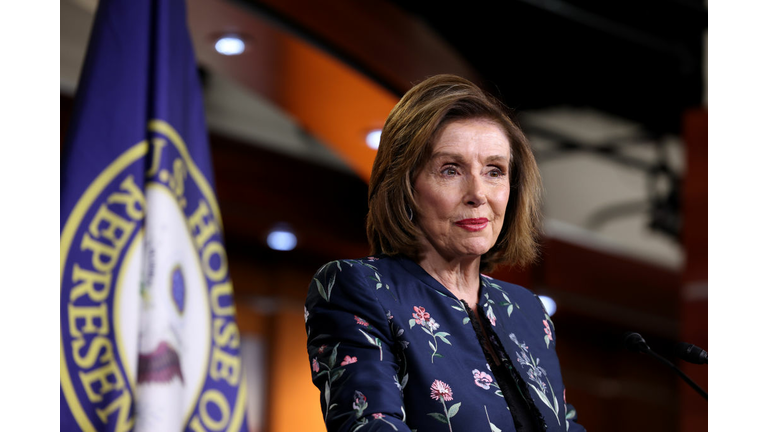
60,1,248,430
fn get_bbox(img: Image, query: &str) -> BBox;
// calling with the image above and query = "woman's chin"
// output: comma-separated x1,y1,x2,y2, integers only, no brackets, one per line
433,243,494,263
458,239,495,257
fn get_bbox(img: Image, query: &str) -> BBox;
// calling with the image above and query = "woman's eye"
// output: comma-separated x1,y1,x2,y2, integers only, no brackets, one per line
441,166,458,176
488,168,505,178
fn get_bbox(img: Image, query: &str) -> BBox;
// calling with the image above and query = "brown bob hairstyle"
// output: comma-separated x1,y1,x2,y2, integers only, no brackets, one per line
366,74,543,272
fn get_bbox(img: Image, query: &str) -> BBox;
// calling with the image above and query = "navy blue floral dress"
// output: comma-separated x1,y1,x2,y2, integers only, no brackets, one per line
305,255,586,432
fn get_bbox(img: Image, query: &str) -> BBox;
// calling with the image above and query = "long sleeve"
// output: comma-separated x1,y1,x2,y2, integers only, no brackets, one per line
305,260,411,432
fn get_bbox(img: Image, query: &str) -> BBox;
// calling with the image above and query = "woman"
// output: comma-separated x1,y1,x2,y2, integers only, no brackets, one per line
305,75,585,431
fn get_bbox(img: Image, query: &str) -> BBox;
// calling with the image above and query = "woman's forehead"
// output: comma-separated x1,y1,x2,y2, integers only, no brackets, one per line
428,120,511,159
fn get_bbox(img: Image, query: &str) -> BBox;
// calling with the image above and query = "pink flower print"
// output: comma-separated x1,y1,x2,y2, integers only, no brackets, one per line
409,306,449,363
543,320,552,340
487,312,497,326
430,379,453,401
341,355,358,366
563,388,567,405
312,358,320,373
410,307,450,363
429,380,460,430
318,344,328,354
472,369,493,390
373,413,384,419
412,306,430,325
354,315,370,327
366,256,379,261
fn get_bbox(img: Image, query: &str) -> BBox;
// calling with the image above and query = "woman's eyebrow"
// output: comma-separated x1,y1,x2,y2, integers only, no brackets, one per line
430,151,466,164
430,152,510,165
485,155,510,164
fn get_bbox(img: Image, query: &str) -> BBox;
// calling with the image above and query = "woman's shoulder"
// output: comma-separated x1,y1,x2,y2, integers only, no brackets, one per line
308,255,399,303
480,274,547,312
312,256,396,280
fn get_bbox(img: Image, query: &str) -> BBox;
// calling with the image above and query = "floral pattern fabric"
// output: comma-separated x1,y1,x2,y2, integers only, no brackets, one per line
305,255,586,432
409,306,452,363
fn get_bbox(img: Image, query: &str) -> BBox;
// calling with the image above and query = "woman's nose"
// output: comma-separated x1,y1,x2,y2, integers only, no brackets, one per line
464,174,487,207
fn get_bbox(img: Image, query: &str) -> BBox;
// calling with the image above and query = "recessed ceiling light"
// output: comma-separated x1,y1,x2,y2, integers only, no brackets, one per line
215,36,245,56
267,227,297,251
539,295,557,316
366,129,382,150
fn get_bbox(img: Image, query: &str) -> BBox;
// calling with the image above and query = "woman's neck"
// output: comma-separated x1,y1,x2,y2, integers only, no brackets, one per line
418,252,482,312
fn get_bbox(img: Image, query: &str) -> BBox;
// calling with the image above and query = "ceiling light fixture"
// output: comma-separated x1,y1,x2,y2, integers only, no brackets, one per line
214,35,245,56
366,129,382,150
266,227,297,251
539,295,557,316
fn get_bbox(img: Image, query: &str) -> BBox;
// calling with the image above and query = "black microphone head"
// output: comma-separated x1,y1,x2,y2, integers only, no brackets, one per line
674,342,692,358
675,342,708,364
623,332,650,353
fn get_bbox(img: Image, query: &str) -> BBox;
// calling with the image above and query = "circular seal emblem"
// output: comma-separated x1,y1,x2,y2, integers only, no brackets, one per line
61,120,246,432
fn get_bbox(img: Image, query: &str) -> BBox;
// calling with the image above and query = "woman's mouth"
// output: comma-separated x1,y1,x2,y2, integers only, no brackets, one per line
455,218,489,232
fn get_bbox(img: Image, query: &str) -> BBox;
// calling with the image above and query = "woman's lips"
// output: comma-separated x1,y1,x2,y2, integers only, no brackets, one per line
455,218,489,232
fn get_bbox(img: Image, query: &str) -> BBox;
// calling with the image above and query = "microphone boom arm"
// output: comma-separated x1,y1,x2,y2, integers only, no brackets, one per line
647,348,708,401
623,332,708,401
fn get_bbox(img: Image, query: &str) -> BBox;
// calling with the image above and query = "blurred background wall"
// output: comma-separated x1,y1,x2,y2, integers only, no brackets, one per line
61,0,708,430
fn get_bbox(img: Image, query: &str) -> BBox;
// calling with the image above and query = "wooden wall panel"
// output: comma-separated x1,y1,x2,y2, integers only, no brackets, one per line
267,309,325,432
680,108,708,432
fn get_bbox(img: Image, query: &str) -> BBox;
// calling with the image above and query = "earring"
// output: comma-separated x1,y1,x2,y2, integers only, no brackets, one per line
406,204,413,221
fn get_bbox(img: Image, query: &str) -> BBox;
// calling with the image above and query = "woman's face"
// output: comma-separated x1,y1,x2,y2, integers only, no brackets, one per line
413,118,511,264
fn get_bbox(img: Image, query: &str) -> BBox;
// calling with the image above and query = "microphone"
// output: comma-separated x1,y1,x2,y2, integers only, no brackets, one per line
623,332,650,354
675,342,708,364
622,331,707,401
